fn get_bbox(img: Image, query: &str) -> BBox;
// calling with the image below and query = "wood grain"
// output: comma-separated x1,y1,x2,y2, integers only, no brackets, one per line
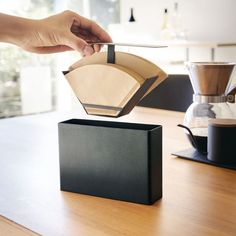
0,108,236,236
0,215,38,235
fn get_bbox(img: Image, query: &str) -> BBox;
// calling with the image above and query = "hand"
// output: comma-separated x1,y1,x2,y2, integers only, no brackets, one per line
0,11,112,56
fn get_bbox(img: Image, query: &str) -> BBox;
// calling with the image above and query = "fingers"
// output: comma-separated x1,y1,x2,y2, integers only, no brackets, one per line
71,12,112,43
71,27,99,43
83,45,94,56
64,33,95,56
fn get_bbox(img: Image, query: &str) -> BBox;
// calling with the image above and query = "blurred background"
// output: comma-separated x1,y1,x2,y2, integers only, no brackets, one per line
0,0,236,118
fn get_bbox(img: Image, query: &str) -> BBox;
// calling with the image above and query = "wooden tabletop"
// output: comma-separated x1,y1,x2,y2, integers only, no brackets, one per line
0,107,236,236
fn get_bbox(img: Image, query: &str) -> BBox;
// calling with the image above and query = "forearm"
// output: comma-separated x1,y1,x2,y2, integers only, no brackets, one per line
0,13,35,47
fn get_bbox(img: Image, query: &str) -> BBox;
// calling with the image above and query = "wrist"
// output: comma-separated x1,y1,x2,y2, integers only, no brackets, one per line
0,13,36,47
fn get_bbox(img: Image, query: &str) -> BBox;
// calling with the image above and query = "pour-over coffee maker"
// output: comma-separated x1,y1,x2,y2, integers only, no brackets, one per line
179,62,236,154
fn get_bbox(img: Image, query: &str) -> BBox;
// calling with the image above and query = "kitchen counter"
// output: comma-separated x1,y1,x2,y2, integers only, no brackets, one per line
1,107,236,236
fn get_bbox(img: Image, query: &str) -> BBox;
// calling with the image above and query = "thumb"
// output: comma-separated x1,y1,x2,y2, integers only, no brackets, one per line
63,33,94,56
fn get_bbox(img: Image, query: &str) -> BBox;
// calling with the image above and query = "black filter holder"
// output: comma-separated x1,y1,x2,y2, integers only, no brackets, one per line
58,119,162,205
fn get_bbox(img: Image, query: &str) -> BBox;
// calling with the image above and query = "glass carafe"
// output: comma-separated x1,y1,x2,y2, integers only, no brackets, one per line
181,62,236,153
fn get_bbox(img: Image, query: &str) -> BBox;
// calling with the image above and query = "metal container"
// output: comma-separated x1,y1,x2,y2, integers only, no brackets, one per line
58,119,162,205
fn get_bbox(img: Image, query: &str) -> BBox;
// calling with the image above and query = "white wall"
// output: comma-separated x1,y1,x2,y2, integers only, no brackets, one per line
120,0,236,42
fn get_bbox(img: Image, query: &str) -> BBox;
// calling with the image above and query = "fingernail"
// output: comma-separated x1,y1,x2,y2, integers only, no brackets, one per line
94,44,100,52
83,45,94,56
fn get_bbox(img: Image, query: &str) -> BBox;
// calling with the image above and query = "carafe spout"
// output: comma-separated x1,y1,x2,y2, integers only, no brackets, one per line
177,124,207,155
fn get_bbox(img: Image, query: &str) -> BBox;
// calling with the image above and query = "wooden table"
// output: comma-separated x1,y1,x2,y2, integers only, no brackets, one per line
1,107,236,236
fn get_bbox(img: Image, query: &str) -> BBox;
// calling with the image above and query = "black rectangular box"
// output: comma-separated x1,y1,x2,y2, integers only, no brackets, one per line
58,119,162,205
